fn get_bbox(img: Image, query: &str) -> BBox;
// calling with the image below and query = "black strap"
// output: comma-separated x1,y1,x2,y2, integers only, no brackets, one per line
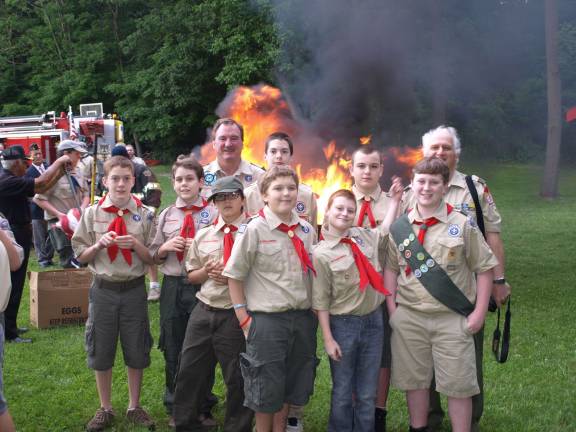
464,175,486,238
390,215,475,317
492,297,511,363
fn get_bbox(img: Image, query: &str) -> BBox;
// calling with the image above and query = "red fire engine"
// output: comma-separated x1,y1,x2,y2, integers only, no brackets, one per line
0,103,123,162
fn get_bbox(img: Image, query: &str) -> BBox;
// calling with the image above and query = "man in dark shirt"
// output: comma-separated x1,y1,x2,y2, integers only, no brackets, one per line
0,145,71,343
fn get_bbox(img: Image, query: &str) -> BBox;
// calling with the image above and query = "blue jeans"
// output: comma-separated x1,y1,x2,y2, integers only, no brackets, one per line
328,308,383,432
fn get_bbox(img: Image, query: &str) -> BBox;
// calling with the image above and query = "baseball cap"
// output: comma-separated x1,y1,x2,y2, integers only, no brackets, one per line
1,145,32,161
208,176,244,201
57,140,87,154
111,145,129,158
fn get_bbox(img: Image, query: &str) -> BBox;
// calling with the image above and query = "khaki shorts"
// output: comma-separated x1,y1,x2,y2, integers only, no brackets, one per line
390,306,479,398
239,310,319,413
85,276,153,370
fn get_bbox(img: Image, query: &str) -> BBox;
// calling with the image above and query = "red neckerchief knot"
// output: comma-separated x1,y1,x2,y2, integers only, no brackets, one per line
357,196,377,228
216,220,238,265
99,195,142,265
340,237,389,295
406,204,453,276
258,209,316,276
177,198,208,262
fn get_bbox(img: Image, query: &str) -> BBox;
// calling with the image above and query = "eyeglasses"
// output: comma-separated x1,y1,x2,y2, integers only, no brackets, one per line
213,191,242,202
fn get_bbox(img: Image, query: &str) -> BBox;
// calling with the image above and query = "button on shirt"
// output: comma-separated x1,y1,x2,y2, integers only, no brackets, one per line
222,206,317,313
386,201,498,313
244,181,318,225
200,159,265,198
313,225,389,316
149,197,217,277
186,214,248,309
402,170,502,233
71,195,157,281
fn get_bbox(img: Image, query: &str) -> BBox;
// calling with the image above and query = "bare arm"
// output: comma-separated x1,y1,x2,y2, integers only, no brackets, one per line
380,176,403,232
317,309,342,361
33,155,70,194
467,270,494,334
0,230,23,271
228,278,251,336
486,231,510,306
33,197,65,219
384,268,399,316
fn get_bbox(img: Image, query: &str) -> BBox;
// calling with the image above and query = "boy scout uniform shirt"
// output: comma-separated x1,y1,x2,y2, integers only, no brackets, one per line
0,214,24,312
149,196,216,277
402,170,502,233
71,195,157,281
353,184,395,227
312,226,388,316
222,206,317,313
386,202,498,314
200,159,265,198
186,214,248,309
34,169,87,219
244,181,318,225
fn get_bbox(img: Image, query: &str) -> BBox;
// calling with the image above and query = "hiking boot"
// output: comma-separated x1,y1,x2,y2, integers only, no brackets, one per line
126,407,155,430
86,407,115,431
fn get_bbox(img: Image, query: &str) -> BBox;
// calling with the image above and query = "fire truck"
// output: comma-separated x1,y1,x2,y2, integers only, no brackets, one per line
0,103,123,162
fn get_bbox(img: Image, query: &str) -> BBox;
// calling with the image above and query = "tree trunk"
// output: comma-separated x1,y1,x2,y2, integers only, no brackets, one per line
429,0,447,125
541,0,562,198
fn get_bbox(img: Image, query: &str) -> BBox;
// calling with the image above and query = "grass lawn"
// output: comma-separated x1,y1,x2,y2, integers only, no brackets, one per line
4,161,575,431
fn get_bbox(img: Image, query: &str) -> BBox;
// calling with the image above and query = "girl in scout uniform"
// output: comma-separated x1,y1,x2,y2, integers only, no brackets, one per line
312,189,399,432
384,157,497,432
149,157,216,425
222,166,317,432
172,176,253,431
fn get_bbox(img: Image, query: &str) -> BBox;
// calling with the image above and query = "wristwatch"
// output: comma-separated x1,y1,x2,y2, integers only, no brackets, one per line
493,277,506,284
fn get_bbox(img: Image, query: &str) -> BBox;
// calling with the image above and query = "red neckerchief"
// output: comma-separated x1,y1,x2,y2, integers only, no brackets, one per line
177,198,208,262
99,195,142,265
340,237,389,295
357,196,377,228
214,218,238,265
406,204,453,276
258,209,316,276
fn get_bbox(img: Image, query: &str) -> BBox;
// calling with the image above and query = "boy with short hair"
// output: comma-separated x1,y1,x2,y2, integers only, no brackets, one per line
384,157,497,432
245,132,318,226
223,166,318,432
173,176,253,431
72,156,157,431
149,157,217,425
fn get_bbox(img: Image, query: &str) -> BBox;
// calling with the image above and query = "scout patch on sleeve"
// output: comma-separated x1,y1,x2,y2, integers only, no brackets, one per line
204,173,216,185
238,224,247,234
448,224,461,237
296,201,306,213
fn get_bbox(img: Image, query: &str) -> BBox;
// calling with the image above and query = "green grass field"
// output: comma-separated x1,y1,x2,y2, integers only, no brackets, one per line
4,162,575,431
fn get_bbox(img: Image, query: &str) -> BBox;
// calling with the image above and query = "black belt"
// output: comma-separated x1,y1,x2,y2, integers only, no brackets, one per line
198,301,232,313
95,275,145,291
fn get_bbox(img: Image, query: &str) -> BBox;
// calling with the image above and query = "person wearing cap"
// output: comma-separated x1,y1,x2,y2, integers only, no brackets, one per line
108,145,164,300
148,157,217,426
0,145,72,343
201,118,265,199
172,175,253,431
33,140,89,269
25,146,55,268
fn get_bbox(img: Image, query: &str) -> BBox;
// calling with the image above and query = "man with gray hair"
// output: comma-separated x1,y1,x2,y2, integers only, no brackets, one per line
0,145,72,343
402,125,510,432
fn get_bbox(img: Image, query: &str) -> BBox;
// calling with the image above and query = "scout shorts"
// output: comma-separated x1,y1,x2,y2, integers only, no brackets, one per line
85,276,153,370
239,310,319,413
390,306,479,398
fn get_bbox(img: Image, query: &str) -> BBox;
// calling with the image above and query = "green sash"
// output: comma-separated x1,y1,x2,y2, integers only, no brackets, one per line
390,214,474,317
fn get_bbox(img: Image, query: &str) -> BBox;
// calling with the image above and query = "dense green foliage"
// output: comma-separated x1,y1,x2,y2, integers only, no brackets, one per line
1,1,576,161
4,162,576,431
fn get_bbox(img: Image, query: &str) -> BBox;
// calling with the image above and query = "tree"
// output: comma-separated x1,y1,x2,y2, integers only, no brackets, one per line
541,0,562,198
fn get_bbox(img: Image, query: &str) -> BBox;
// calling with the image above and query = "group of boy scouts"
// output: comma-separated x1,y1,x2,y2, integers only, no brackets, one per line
0,117,511,432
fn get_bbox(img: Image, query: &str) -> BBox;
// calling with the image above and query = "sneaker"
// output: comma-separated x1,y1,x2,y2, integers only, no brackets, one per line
86,407,115,431
126,407,155,430
168,416,176,428
147,286,161,301
286,417,303,432
198,412,217,428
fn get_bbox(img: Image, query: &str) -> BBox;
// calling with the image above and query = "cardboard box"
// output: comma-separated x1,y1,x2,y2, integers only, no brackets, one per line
29,268,92,329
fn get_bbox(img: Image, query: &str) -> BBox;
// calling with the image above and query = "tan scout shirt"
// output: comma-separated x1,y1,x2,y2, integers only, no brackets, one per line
402,170,502,233
222,206,317,313
352,184,395,228
149,196,217,277
71,195,157,281
386,201,498,313
244,182,318,225
35,169,87,220
200,159,265,198
312,225,388,316
186,214,248,309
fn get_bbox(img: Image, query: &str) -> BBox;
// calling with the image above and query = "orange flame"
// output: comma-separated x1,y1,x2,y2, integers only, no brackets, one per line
199,84,422,223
